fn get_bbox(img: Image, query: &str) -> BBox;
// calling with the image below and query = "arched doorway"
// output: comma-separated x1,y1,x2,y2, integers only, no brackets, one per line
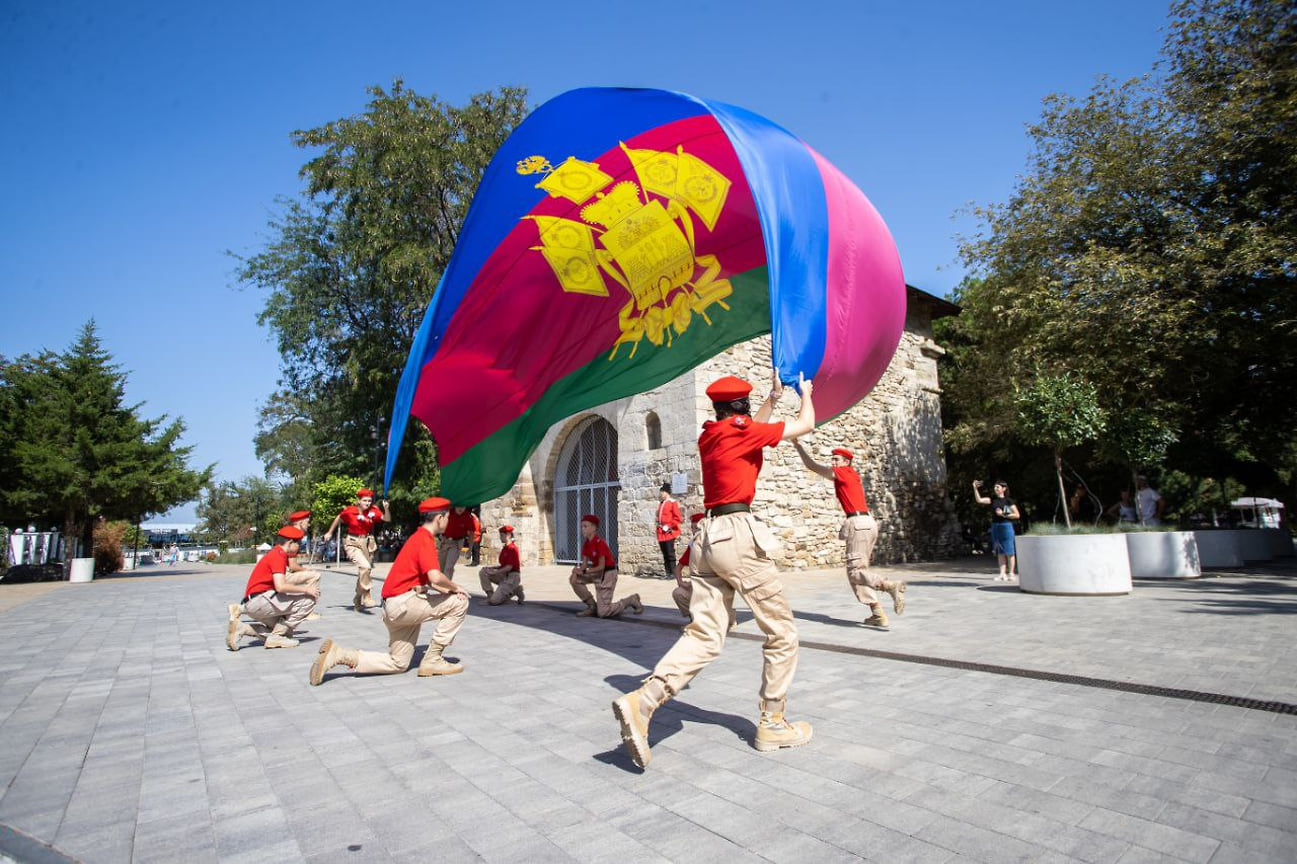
553,417,619,564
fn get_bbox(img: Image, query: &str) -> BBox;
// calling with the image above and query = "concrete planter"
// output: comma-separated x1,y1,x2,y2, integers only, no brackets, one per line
1236,529,1273,563
68,557,95,583
1262,528,1293,558
1124,531,1201,579
1017,534,1132,595
1194,530,1244,568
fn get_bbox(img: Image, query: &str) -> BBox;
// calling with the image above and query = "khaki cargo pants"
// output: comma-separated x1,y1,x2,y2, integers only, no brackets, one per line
479,567,522,605
570,567,630,617
841,513,881,604
647,511,798,712
244,590,316,637
344,534,377,601
437,535,463,579
354,590,469,674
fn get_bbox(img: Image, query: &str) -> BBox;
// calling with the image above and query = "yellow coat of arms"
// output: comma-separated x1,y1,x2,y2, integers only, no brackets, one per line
517,144,736,359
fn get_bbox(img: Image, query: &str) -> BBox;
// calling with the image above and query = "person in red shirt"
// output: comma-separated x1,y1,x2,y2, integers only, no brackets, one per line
794,441,907,628
469,511,483,566
478,525,524,605
310,497,470,685
656,483,682,578
614,370,815,768
227,526,318,651
437,505,475,579
322,489,390,611
569,515,642,618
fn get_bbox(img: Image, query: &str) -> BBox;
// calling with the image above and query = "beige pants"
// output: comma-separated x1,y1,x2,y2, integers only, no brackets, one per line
647,512,798,712
841,513,881,604
672,580,693,617
344,535,376,599
570,568,629,617
244,590,316,636
354,590,469,674
284,567,320,592
437,535,463,579
479,567,522,605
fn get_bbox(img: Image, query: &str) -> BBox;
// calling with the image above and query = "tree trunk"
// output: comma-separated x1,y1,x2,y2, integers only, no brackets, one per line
1056,451,1071,529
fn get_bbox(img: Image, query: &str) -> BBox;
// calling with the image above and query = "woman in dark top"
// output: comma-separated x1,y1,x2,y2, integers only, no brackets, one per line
973,479,1020,581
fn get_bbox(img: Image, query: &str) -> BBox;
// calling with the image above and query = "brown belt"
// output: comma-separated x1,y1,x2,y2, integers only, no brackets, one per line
707,503,751,516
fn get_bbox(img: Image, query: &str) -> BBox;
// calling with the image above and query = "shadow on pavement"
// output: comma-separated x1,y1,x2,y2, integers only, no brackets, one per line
1142,574,1297,616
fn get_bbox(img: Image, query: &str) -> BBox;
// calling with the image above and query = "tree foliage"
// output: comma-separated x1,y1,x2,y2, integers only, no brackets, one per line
938,0,1297,517
195,476,290,548
0,322,210,564
310,474,369,527
238,82,528,505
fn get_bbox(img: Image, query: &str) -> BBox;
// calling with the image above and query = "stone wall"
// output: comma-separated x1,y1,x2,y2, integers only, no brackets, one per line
480,301,964,570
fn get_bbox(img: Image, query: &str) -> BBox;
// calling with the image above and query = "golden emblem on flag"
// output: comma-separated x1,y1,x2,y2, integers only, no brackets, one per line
516,144,735,360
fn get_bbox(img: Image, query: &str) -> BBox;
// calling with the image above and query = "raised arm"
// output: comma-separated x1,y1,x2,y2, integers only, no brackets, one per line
972,481,991,506
780,378,815,440
792,439,834,480
753,368,784,424
322,511,343,539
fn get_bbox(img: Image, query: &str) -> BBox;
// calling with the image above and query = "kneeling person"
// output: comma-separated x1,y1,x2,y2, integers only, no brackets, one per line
310,497,469,685
569,515,641,618
227,526,318,650
479,525,524,605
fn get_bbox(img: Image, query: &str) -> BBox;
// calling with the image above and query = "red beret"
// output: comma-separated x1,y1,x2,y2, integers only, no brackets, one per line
581,514,600,526
690,513,706,525
500,525,515,533
357,488,375,498
277,526,305,540
418,497,451,513
288,510,311,521
705,375,752,401
832,448,854,461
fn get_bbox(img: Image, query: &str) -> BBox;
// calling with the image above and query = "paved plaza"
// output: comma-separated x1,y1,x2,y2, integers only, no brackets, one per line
1,555,1295,863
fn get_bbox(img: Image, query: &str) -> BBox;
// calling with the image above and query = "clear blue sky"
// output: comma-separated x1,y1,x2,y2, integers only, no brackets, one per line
1,0,1171,516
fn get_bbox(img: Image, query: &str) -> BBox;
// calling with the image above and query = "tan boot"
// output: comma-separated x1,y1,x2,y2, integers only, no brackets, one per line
576,601,596,617
417,644,463,677
227,603,242,623
754,709,813,752
612,679,667,769
884,580,906,615
863,608,889,628
309,638,357,685
264,634,300,649
226,617,240,651
624,594,643,615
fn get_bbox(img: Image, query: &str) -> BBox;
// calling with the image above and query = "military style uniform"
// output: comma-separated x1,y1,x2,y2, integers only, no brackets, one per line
311,497,469,684
479,529,524,605
333,492,386,609
832,449,905,627
569,516,641,618
613,375,812,768
438,507,475,579
227,526,316,650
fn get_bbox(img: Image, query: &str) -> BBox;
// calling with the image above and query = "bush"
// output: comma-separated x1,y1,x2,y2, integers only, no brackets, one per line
205,551,218,562
93,520,127,574
215,549,258,566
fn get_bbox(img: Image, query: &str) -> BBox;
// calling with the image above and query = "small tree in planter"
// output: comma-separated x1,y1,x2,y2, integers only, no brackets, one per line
1015,373,1107,528
1099,410,1178,523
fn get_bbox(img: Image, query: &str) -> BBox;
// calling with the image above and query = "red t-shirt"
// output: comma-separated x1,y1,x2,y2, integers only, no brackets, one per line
679,546,692,568
444,510,475,540
244,546,288,596
581,536,617,570
656,499,682,541
382,528,440,598
499,541,521,572
699,416,785,508
340,505,384,536
833,465,869,515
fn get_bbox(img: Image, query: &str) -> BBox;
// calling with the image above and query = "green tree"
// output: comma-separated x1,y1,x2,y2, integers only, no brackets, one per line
310,474,368,530
939,0,1296,511
0,322,210,569
1014,374,1107,527
238,82,528,499
195,476,288,548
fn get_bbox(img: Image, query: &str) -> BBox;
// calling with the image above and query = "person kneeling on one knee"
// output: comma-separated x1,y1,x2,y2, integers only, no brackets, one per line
479,525,524,605
310,497,470,685
227,526,318,651
569,515,641,618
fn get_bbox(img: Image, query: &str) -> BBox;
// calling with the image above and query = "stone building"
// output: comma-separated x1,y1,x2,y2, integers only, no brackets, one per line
480,286,964,572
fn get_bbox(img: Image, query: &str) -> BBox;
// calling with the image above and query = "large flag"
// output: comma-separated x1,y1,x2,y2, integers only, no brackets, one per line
386,88,906,503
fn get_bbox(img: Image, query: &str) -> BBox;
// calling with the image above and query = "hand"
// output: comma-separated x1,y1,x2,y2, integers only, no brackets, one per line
381,499,389,508
453,583,469,597
322,531,332,541
974,480,983,489
769,368,784,400
798,375,813,398
307,585,320,600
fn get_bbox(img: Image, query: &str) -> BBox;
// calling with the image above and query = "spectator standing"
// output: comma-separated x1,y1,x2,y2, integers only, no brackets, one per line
656,483,682,578
1135,475,1166,526
973,479,1020,581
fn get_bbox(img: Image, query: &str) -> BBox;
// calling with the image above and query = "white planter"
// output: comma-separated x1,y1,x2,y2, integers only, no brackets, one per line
1017,534,1132,595
1262,528,1293,558
1194,530,1244,568
1236,529,1273,563
68,557,95,583
1125,531,1201,579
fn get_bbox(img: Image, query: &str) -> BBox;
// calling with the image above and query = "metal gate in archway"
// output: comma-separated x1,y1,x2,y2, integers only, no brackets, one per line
553,417,619,564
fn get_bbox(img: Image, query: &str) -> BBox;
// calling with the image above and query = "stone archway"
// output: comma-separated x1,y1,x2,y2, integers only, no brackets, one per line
552,416,619,564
